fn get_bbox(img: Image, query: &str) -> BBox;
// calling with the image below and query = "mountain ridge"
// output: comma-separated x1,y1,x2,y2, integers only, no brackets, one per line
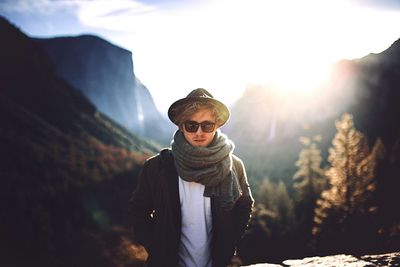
35,34,174,145
227,37,400,181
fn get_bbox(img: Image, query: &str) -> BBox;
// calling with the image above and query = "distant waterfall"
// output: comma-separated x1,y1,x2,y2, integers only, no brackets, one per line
134,83,145,134
267,113,277,141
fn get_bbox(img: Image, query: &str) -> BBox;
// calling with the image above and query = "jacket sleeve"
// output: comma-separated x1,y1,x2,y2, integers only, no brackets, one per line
232,156,254,244
128,159,155,252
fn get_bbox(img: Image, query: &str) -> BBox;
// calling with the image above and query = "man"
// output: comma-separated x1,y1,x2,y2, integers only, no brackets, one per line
129,88,254,267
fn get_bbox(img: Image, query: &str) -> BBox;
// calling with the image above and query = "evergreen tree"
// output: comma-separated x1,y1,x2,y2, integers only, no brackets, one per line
292,135,327,252
375,137,400,250
241,179,296,263
258,179,295,232
312,113,385,254
276,181,296,231
293,135,326,205
257,179,276,211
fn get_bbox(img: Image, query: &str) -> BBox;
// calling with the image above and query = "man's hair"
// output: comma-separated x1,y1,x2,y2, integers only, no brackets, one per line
173,101,225,127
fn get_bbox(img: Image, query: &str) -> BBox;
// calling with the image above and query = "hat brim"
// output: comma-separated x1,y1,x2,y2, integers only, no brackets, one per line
168,97,230,126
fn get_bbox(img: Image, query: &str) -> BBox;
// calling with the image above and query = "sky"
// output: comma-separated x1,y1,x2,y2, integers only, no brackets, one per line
1,0,400,113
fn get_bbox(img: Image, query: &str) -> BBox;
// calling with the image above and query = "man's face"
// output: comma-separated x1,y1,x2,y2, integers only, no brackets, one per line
181,108,218,147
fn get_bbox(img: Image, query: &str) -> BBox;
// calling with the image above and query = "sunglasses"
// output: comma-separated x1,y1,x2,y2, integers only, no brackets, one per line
184,120,216,133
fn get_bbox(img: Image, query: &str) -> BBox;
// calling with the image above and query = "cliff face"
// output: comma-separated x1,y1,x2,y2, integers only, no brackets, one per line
36,35,174,145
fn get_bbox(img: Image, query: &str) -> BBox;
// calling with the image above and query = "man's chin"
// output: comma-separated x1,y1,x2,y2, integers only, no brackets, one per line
192,140,209,147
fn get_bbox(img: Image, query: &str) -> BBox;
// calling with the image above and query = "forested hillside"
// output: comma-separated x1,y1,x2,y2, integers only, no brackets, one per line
0,17,157,267
231,39,400,264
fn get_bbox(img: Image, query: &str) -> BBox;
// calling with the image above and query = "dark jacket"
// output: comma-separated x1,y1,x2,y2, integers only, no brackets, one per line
128,149,254,267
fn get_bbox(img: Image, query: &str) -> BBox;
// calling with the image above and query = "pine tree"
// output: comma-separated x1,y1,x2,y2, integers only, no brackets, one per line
276,181,296,232
354,138,385,213
293,135,326,203
258,179,276,211
258,179,295,234
293,135,327,250
247,179,296,263
312,113,385,253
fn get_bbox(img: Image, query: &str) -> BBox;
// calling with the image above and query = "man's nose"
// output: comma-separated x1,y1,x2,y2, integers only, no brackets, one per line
195,126,204,134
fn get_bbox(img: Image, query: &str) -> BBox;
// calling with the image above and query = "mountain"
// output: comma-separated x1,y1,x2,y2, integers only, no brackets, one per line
227,38,400,184
228,38,400,265
35,35,174,145
0,16,157,267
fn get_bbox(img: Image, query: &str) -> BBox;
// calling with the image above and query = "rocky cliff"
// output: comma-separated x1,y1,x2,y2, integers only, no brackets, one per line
36,35,174,145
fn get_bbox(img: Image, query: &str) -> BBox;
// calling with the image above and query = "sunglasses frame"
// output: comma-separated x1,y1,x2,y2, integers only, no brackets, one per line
183,120,216,133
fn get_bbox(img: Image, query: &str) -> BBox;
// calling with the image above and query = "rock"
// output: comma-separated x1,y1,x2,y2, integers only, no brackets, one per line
243,252,400,267
282,254,374,266
244,264,283,267
361,252,400,266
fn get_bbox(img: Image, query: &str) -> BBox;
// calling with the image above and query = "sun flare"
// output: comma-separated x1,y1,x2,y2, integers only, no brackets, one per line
72,0,400,112
244,58,332,97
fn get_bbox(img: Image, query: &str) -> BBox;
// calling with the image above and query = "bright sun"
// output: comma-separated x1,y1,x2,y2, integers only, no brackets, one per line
231,0,349,98
121,0,400,112
243,56,332,97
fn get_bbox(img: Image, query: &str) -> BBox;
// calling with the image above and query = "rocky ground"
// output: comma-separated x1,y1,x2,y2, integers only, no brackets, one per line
244,251,400,266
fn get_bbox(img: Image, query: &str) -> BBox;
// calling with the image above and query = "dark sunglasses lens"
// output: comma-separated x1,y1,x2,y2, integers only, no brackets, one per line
201,122,215,132
184,121,199,132
184,121,215,133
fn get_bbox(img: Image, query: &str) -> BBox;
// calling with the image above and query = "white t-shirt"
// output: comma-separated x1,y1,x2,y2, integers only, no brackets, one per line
178,177,213,267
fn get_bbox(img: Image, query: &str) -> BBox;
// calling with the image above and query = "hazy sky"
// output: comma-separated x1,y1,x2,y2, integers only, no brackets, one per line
1,0,400,113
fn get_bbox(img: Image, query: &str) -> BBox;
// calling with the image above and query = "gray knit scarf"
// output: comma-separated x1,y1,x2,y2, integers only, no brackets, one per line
171,130,242,210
